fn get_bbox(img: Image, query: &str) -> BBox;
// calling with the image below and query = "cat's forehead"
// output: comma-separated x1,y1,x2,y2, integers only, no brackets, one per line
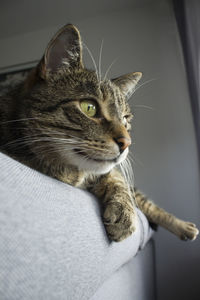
46,69,130,119
52,69,130,117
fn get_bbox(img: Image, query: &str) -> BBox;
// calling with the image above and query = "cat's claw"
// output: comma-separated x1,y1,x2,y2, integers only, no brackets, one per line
103,202,136,242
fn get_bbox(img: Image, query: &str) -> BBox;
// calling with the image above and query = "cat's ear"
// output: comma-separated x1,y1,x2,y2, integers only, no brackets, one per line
38,24,83,79
112,72,142,99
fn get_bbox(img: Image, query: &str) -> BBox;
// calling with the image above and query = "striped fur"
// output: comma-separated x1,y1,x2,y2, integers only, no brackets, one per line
0,24,198,242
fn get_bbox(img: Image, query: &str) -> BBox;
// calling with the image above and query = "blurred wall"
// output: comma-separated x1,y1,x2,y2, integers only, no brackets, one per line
0,0,200,299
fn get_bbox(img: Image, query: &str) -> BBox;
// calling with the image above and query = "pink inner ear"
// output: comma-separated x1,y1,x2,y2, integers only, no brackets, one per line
44,25,82,74
46,36,68,72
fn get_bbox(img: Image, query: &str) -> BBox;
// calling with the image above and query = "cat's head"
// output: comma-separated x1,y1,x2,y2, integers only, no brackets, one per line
23,24,142,174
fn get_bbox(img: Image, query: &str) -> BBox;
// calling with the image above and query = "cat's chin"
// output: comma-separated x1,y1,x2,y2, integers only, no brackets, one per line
67,155,116,174
64,148,128,174
84,161,116,175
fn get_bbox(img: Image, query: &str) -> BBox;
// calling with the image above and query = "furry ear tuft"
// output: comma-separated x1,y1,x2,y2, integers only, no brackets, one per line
112,72,142,99
38,24,83,79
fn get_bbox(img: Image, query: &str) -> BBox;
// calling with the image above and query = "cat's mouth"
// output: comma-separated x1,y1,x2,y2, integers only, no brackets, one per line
67,147,128,174
73,149,119,163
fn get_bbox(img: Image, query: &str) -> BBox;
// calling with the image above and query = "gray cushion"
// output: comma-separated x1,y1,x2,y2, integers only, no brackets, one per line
0,152,153,300
91,241,155,300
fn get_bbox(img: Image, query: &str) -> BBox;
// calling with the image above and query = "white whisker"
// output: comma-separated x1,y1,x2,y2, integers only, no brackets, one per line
0,117,39,125
98,39,104,82
134,78,157,93
129,78,157,100
134,104,154,111
119,156,134,187
83,42,99,81
129,152,144,167
103,58,118,82
128,78,157,99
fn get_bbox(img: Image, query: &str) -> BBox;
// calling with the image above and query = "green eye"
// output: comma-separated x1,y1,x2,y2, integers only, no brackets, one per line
80,100,97,117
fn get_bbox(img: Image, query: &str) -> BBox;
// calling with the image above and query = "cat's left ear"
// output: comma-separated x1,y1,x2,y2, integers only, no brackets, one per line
112,72,142,99
39,24,83,79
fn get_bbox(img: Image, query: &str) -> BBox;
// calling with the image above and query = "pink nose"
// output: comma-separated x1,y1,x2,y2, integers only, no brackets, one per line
115,136,131,153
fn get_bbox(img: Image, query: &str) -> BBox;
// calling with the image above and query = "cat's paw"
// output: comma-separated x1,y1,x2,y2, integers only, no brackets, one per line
103,201,136,242
176,220,199,241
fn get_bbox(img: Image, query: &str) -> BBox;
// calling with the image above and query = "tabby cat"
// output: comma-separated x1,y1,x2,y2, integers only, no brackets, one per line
0,24,198,242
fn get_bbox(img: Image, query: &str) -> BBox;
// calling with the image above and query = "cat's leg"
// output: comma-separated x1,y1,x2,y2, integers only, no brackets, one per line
86,169,137,242
134,189,199,241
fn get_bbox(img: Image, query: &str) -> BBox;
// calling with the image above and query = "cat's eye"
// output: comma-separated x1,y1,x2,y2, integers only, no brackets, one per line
80,100,97,117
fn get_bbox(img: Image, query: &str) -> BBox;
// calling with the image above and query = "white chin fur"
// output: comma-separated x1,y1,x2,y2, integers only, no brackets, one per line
63,148,129,175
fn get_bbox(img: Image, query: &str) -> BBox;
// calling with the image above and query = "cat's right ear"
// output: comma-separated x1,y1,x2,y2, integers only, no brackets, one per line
38,24,83,79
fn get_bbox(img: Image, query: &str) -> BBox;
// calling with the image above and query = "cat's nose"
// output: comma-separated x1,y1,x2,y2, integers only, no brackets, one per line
115,136,131,153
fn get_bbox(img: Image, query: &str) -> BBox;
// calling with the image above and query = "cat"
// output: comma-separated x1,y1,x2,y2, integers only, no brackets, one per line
0,24,198,242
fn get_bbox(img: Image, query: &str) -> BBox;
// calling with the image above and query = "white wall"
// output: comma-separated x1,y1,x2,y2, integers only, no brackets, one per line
1,0,200,299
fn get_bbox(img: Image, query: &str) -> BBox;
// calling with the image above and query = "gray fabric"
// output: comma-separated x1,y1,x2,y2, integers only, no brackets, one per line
0,152,153,300
91,241,155,300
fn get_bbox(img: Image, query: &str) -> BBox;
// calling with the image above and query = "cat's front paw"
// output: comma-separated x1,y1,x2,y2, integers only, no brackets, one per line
103,201,136,242
176,220,199,241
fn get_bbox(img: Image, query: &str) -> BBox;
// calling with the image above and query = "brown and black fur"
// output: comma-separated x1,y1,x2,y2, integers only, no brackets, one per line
0,24,198,242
